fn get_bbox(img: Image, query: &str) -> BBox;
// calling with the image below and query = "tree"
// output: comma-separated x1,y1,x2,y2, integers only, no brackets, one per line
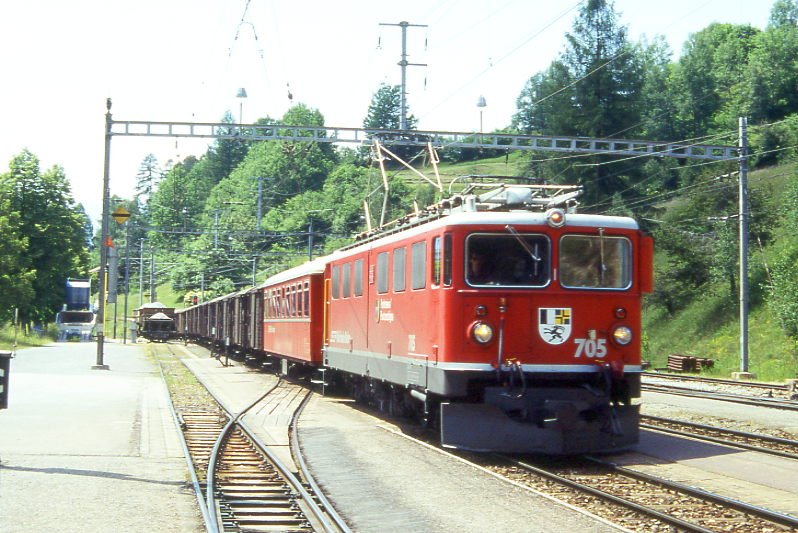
363,84,417,131
745,24,798,122
513,63,574,135
206,110,251,182
0,150,90,326
513,0,647,206
363,84,420,163
134,153,162,210
769,0,798,28
560,0,644,138
669,23,759,137
0,190,35,323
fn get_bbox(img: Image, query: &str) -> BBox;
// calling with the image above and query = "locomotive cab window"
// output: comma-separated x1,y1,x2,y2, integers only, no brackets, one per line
559,234,632,289
466,233,550,287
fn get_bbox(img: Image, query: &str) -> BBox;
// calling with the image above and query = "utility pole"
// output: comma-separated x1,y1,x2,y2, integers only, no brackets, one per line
738,117,750,376
139,239,145,308
379,21,427,130
149,250,156,302
308,217,314,261
94,98,112,370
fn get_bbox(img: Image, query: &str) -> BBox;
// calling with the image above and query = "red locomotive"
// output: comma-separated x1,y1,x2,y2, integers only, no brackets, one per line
177,182,653,454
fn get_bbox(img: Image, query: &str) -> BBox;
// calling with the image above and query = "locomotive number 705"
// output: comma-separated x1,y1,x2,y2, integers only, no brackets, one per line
573,338,607,358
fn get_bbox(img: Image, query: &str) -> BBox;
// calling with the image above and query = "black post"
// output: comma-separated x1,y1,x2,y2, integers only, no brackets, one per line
0,351,12,410
123,222,131,344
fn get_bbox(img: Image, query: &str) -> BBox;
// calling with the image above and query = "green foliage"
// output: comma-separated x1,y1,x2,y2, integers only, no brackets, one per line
671,23,760,136
766,243,798,337
0,149,90,325
769,0,798,28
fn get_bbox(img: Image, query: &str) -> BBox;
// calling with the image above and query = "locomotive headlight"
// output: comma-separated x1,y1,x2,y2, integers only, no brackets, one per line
612,326,633,345
471,321,494,344
545,208,566,228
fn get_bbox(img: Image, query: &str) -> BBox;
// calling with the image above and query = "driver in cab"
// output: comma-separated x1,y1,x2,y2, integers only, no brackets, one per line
468,249,497,285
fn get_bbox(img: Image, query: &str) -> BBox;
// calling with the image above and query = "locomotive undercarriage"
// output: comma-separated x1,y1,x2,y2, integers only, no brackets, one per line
441,371,641,454
323,347,640,454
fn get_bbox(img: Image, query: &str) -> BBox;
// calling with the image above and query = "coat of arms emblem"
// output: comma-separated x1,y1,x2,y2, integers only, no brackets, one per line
538,308,572,345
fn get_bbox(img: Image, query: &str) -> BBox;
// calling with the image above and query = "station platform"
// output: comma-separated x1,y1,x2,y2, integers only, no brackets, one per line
0,341,202,533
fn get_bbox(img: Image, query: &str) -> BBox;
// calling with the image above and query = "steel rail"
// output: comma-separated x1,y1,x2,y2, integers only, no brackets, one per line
155,345,217,533
289,389,352,533
641,383,798,411
640,415,798,460
238,416,339,532
642,371,787,390
184,361,339,532
204,378,281,531
507,456,715,532
586,456,798,530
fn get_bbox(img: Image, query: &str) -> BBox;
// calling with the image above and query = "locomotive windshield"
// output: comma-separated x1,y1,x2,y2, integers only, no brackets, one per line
559,234,632,289
466,233,550,287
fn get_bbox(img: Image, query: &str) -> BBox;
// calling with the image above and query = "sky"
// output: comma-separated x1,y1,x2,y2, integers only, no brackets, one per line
0,0,775,226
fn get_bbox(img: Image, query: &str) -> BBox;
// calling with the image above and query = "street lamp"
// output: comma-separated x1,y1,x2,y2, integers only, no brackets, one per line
477,95,487,142
236,87,247,125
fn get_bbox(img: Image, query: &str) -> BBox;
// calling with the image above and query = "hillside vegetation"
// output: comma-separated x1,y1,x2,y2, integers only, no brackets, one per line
5,0,798,380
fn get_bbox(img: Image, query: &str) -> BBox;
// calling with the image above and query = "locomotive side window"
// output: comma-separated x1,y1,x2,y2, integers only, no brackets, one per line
342,263,351,298
466,233,550,287
393,247,406,292
559,234,632,289
377,252,389,294
443,233,452,286
432,236,442,286
411,241,427,290
332,265,340,299
354,259,364,296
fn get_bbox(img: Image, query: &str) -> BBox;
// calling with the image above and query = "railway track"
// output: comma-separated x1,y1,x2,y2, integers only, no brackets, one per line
641,414,798,460
153,342,350,533
641,381,798,411
642,371,795,397
379,423,798,532
493,455,798,532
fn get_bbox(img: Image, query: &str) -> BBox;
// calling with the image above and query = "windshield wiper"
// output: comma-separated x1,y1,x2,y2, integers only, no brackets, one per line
598,227,607,284
505,225,540,261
